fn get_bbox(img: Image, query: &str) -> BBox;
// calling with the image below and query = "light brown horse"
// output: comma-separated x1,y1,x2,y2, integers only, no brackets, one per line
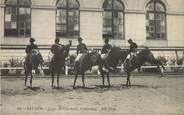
73,50,101,88
98,47,128,87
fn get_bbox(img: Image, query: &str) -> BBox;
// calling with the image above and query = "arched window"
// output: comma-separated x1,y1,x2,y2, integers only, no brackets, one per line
146,0,166,40
56,0,80,38
4,0,31,37
103,0,124,39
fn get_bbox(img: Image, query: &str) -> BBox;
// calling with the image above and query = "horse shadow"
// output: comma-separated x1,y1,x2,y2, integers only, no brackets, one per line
20,84,164,95
120,84,164,89
69,84,164,93
24,86,45,91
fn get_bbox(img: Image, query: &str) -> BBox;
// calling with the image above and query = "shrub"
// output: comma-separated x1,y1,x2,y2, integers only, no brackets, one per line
1,62,10,75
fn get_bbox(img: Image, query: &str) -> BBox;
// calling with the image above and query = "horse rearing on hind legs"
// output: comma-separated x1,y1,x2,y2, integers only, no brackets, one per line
24,51,43,87
49,44,71,88
123,47,165,87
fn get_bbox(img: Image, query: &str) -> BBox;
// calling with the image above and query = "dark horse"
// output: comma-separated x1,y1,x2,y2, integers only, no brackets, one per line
24,52,43,87
50,44,71,88
73,50,101,88
123,47,165,87
98,47,128,86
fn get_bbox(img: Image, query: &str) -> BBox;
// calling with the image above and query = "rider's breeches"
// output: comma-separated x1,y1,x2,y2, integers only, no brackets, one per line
101,53,108,59
123,52,137,65
126,52,137,60
75,53,85,62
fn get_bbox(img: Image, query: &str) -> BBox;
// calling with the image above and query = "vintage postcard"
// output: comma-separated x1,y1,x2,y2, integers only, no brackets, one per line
1,0,184,115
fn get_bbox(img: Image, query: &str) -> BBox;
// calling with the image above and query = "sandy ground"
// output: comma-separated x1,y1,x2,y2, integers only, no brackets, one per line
1,74,184,115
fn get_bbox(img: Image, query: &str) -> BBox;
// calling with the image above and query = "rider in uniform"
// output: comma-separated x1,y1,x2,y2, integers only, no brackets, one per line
101,38,112,59
50,38,65,62
51,38,62,55
25,37,39,63
101,38,112,72
124,39,138,66
75,37,87,63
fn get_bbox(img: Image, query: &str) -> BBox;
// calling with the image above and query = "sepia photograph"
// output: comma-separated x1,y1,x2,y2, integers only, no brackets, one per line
0,0,184,115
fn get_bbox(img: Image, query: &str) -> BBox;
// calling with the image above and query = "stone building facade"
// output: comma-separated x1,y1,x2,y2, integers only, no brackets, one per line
0,0,184,61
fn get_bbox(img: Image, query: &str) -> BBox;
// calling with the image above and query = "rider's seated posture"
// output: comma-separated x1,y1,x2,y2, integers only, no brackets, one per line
75,37,88,63
51,38,64,58
25,38,39,63
124,39,138,66
101,38,112,59
101,38,113,72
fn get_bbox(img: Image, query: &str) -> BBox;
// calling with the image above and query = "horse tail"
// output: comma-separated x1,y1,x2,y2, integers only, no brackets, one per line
157,59,165,70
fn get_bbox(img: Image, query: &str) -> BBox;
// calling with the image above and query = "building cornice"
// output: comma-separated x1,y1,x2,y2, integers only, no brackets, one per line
1,4,184,15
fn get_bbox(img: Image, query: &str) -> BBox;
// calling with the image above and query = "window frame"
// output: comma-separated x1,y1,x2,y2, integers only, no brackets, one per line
103,0,125,40
56,0,80,38
146,0,167,40
4,0,31,37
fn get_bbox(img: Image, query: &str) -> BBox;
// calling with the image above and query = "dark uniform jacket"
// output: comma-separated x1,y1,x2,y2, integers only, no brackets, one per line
129,42,138,53
25,44,38,54
51,43,64,55
77,43,87,55
101,44,112,54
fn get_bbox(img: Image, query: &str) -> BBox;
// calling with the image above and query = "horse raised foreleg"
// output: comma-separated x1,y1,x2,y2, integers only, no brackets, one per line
107,73,111,87
57,73,60,88
82,73,85,87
